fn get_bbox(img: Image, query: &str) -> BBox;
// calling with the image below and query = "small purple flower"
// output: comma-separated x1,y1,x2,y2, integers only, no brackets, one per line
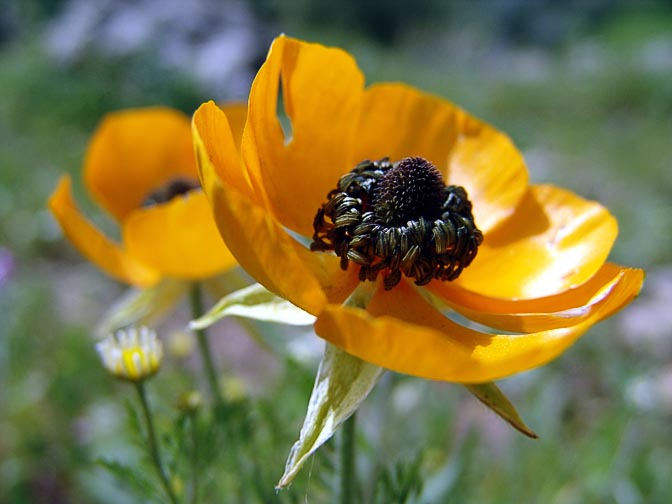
0,247,15,286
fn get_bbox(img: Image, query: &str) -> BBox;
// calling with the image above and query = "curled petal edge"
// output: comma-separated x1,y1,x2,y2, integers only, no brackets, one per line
428,263,644,332
314,276,642,383
456,184,619,299
48,176,160,287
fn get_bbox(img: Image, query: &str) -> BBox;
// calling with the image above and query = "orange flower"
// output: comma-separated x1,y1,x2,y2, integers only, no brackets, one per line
192,36,644,384
49,106,243,287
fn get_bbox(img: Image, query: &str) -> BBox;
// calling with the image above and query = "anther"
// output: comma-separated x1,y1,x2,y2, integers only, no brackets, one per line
311,157,483,290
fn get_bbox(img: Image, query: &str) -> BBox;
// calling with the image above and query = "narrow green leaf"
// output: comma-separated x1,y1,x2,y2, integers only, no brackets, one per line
97,458,155,497
465,382,538,439
96,279,188,337
189,283,315,330
277,343,384,489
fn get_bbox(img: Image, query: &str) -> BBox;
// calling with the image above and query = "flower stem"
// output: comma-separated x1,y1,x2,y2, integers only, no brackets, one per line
188,411,199,504
340,412,357,504
336,281,375,504
189,283,223,406
134,382,179,504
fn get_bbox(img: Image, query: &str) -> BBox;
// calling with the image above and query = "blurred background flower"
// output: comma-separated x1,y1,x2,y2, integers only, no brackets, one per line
0,247,15,287
1,0,670,502
96,326,163,382
47,105,244,341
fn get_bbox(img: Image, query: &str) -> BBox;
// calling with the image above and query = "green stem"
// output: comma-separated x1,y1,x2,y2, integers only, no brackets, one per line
134,382,179,504
190,283,223,406
189,412,199,504
335,282,375,504
340,412,357,504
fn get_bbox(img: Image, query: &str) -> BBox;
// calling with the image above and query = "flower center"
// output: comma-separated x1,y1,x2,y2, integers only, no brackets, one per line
373,157,445,226
311,157,483,290
143,177,200,206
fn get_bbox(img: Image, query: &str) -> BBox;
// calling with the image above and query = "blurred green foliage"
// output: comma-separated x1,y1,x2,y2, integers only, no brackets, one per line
1,2,671,503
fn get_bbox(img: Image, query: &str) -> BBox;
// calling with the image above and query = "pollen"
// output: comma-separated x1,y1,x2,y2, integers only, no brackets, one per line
311,157,483,290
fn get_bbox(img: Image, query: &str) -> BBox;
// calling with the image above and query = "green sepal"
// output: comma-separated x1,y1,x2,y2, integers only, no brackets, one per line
276,342,384,489
465,382,538,439
189,282,315,330
96,278,188,337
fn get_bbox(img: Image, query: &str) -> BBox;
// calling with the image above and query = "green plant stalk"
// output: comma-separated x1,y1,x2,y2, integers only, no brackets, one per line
340,411,357,504
336,282,376,504
190,283,223,406
189,412,199,504
134,382,179,504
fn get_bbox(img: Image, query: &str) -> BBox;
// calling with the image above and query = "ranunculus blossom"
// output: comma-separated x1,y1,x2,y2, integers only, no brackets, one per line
192,35,643,384
49,106,242,287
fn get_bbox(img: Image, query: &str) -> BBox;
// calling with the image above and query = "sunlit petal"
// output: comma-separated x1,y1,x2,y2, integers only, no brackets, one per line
349,82,528,234
428,263,644,332
243,35,365,236
446,112,529,233
218,102,248,149
84,107,196,220
193,101,256,203
350,83,460,169
122,191,236,280
48,176,160,287
315,279,633,383
456,184,618,299
194,100,360,314
209,181,327,315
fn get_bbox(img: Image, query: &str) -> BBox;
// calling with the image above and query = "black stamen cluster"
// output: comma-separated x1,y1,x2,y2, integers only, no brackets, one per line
311,157,483,290
143,177,200,206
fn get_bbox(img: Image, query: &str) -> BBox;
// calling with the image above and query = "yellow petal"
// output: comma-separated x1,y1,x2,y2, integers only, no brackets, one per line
194,97,359,314
456,184,618,299
206,181,328,315
243,35,365,236
315,279,633,383
192,101,256,203
218,102,248,149
122,191,237,280
447,111,529,233
428,263,644,332
350,83,461,169
84,107,196,221
348,83,528,235
194,100,322,311
48,176,160,287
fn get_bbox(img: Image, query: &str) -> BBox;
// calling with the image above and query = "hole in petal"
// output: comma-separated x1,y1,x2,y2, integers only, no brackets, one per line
277,78,293,146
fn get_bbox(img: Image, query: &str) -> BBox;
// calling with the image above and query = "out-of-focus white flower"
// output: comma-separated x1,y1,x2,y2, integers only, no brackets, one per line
96,326,163,382
625,366,672,413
